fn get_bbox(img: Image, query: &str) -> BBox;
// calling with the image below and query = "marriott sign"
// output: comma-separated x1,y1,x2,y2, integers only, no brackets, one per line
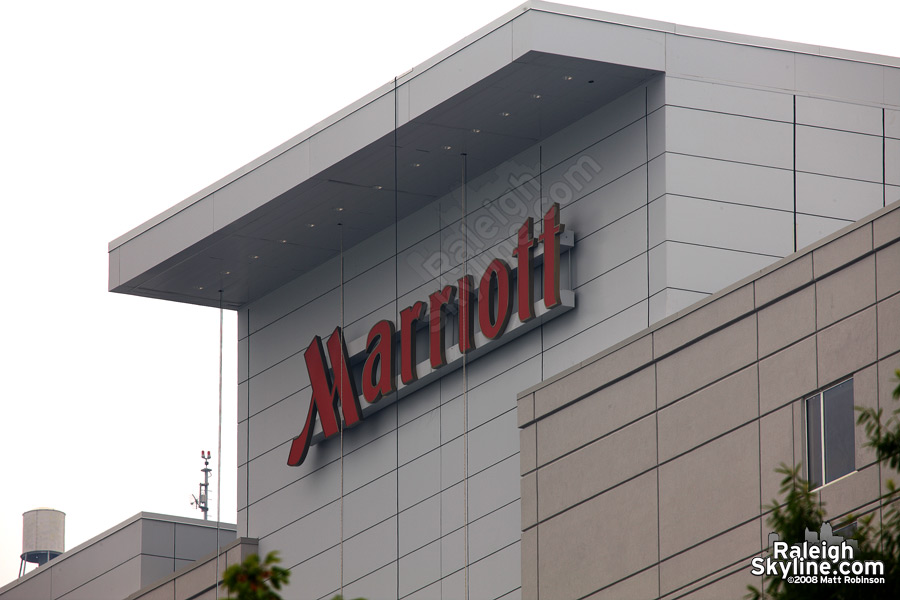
287,203,573,466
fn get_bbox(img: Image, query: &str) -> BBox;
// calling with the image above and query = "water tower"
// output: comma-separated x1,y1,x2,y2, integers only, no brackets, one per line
19,508,65,577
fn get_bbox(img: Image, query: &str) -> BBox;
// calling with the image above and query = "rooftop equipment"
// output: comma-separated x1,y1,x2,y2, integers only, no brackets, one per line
19,508,64,577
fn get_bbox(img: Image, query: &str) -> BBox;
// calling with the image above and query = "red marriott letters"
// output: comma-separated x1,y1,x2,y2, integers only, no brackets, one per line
287,204,566,466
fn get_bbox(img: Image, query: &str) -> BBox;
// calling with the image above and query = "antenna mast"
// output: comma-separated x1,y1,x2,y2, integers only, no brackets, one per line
191,451,211,520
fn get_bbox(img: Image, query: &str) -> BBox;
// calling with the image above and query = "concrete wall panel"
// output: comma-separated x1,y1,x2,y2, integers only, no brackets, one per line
656,315,757,407
877,241,900,300
538,472,657,600
877,293,900,359
815,255,876,328
757,285,816,357
658,365,758,462
659,518,760,597
537,415,656,520
658,424,760,558
816,306,877,386
758,337,817,414
536,366,655,465
759,406,794,505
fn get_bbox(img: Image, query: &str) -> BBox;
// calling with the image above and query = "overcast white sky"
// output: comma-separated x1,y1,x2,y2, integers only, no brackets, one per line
1,0,898,587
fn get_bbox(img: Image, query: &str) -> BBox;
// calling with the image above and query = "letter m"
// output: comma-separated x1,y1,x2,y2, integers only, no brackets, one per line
287,327,363,466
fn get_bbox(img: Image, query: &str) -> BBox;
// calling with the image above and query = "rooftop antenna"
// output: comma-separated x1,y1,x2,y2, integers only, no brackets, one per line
191,451,211,520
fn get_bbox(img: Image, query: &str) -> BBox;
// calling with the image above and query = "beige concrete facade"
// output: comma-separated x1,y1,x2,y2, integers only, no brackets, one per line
518,200,900,599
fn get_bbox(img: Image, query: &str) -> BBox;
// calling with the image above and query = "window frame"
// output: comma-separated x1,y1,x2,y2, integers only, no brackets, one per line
804,378,856,490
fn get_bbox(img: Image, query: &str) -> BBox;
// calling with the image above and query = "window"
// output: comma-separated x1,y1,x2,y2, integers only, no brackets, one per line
806,379,855,489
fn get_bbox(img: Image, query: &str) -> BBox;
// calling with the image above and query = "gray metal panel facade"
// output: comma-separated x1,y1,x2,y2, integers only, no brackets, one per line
93,4,900,600
0,515,236,600
239,80,659,599
235,13,899,598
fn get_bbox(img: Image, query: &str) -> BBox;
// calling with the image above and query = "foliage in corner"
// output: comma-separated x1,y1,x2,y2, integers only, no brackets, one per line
857,368,900,471
747,369,900,599
223,551,290,600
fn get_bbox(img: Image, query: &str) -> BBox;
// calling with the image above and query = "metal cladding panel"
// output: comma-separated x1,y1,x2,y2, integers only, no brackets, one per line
542,299,646,375
341,517,398,587
342,561,398,600
0,570,51,600
796,172,885,222
796,213,856,250
173,523,234,562
111,46,657,309
888,109,900,139
661,154,792,212
398,407,440,466
289,547,341,600
887,138,900,186
664,76,793,122
887,68,900,107
665,33,795,89
139,520,174,558
56,555,142,600
511,9,666,71
238,88,661,597
795,52,885,105
664,106,794,169
343,472,398,540
398,539,441,598
399,494,441,557
49,522,141,599
407,22,514,122
796,125,883,183
652,195,793,257
795,95,883,135
144,11,900,599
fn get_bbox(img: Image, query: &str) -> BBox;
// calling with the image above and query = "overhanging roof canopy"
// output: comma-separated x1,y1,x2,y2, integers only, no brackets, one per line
109,0,900,309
